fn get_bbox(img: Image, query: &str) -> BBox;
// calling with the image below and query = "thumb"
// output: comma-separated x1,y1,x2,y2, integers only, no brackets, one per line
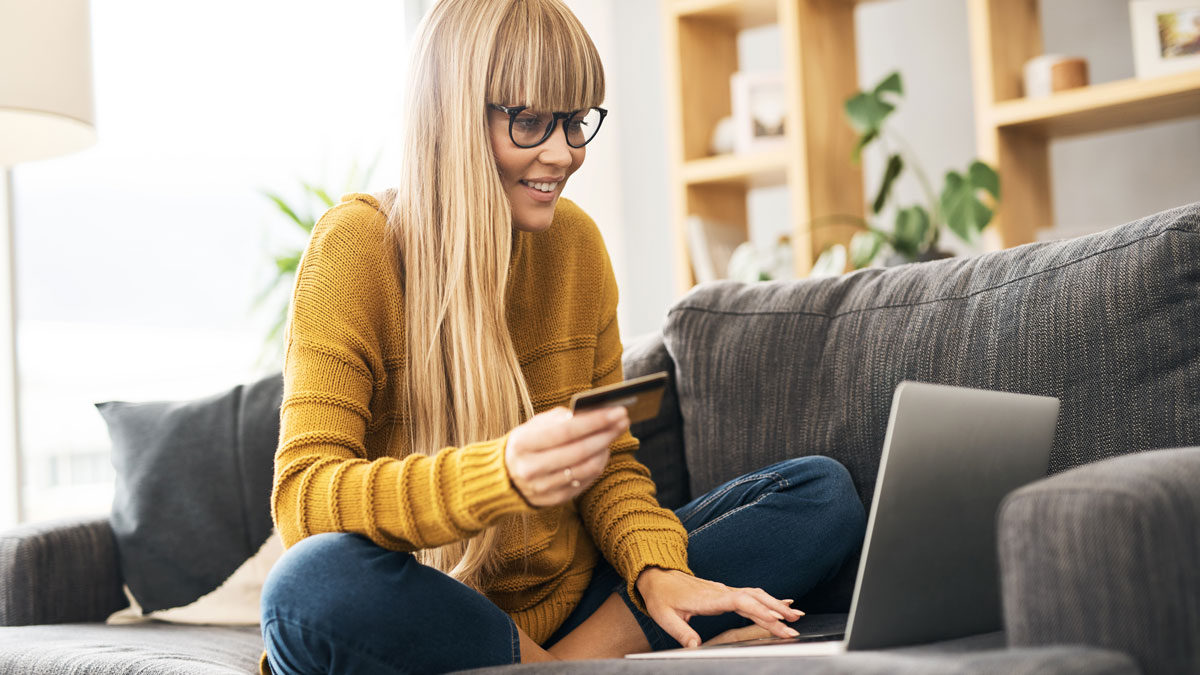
544,406,572,422
657,611,701,649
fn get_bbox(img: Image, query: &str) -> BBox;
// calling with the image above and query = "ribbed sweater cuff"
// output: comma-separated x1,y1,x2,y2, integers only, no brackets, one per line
458,432,539,526
617,536,692,616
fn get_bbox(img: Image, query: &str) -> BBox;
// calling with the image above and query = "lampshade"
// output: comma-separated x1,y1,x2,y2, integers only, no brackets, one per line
0,0,96,167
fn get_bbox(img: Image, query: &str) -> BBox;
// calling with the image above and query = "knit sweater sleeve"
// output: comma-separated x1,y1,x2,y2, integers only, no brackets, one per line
272,199,536,552
574,243,693,616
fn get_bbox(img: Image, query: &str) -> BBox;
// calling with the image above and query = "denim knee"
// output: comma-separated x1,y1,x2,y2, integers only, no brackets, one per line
261,532,521,673
784,456,867,558
262,532,385,625
818,458,867,548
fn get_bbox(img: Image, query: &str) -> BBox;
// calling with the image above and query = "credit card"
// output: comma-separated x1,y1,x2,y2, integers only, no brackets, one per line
569,371,668,424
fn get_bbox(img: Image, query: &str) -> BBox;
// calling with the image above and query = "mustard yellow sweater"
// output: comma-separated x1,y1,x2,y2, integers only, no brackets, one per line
264,193,690,670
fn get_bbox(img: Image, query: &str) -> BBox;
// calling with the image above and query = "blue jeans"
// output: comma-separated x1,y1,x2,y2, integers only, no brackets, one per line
261,455,866,674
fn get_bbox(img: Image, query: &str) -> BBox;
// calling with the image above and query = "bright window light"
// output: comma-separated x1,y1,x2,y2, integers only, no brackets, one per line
12,0,410,523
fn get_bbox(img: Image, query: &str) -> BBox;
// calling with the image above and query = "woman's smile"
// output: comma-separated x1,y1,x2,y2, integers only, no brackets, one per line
519,177,563,203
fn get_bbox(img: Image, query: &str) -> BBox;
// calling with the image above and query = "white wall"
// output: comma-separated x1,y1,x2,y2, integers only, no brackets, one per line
560,1,630,332
598,0,1200,337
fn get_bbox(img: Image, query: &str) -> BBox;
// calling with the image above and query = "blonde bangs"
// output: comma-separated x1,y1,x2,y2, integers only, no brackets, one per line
488,0,605,113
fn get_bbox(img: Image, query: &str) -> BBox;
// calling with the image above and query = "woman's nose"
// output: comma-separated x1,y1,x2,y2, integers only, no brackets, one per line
537,125,574,167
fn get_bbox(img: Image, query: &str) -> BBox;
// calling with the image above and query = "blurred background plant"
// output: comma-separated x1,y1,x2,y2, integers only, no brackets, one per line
811,71,1001,274
726,233,794,282
251,152,381,369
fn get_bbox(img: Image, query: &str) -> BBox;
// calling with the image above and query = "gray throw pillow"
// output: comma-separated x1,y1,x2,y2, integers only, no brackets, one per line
96,372,283,613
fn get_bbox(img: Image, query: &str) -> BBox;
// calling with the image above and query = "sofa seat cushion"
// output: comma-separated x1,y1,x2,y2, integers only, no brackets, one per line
0,623,262,674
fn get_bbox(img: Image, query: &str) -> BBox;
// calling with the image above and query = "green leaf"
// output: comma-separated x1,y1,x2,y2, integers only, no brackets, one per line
849,230,886,269
844,71,904,137
845,92,894,135
262,191,312,231
811,244,847,278
940,164,999,244
874,71,903,98
892,206,930,258
968,160,1000,200
872,154,904,215
302,182,336,208
852,128,878,163
274,252,300,274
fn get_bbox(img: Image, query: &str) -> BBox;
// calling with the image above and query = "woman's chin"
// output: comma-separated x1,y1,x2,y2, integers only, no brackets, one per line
512,213,557,233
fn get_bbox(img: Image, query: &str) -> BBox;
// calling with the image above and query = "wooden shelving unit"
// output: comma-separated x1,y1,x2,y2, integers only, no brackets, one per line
663,0,870,295
664,0,1200,294
968,0,1200,248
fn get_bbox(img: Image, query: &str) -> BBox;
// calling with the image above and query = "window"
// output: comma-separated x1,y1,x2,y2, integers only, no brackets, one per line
11,0,411,524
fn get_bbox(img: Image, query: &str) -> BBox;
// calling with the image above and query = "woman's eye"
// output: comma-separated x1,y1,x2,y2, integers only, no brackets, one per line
514,115,541,130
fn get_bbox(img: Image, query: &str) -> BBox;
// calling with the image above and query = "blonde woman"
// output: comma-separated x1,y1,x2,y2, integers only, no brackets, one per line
259,0,865,672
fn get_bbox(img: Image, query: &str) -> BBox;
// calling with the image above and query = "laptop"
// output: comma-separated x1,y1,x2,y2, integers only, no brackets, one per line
627,380,1059,659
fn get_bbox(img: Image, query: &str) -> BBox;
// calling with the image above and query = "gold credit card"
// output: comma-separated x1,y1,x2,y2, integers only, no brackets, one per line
568,371,668,424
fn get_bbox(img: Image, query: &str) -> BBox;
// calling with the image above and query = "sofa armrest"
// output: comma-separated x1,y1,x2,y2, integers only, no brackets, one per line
622,331,690,510
0,515,127,625
998,446,1200,675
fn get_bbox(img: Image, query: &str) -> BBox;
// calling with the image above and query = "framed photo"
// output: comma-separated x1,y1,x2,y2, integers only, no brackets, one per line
1130,1,1200,78
730,71,787,154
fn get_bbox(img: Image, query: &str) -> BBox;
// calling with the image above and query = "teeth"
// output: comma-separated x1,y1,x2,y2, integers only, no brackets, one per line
522,180,558,193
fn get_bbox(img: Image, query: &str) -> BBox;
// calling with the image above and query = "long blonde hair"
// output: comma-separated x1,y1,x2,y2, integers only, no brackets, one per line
378,0,605,591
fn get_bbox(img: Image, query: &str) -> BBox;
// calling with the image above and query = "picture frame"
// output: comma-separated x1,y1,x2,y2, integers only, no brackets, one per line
1129,1,1200,78
730,71,787,154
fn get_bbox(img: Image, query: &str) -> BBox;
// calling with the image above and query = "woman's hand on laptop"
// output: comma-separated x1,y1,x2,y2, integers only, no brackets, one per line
635,567,804,648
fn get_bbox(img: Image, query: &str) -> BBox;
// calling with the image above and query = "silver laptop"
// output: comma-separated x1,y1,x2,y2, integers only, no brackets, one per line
627,380,1059,659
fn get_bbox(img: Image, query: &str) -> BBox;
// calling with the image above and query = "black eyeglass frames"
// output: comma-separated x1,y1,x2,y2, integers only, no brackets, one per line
489,103,608,148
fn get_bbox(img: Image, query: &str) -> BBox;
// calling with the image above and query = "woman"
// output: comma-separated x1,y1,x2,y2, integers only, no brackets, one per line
259,0,866,672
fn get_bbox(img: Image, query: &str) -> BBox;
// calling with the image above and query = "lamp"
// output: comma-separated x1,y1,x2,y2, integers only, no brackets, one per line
0,0,97,525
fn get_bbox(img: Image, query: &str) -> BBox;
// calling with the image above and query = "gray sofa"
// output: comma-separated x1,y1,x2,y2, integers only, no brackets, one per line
2,201,1198,674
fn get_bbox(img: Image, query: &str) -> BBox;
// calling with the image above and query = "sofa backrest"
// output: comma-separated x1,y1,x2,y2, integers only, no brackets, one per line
656,202,1200,514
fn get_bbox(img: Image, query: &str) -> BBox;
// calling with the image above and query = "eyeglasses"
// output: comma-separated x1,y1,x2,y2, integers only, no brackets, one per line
489,103,608,148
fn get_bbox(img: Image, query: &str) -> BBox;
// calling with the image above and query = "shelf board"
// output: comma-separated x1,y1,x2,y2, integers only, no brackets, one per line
669,0,877,30
681,150,789,187
670,0,778,30
990,69,1200,138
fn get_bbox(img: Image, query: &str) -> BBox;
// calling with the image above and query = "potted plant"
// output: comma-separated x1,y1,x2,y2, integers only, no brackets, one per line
811,71,1001,274
252,154,380,369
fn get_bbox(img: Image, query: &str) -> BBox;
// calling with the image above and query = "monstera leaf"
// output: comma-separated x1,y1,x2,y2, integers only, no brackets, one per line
846,72,903,162
849,230,887,269
892,206,931,258
941,161,1000,244
872,154,904,215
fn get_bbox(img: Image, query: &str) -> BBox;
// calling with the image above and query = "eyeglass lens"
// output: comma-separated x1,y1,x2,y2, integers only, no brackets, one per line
511,108,603,147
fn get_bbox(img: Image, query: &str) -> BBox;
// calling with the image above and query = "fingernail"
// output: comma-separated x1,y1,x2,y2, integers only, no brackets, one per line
607,408,624,421
786,627,800,637
782,599,794,604
769,610,784,620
